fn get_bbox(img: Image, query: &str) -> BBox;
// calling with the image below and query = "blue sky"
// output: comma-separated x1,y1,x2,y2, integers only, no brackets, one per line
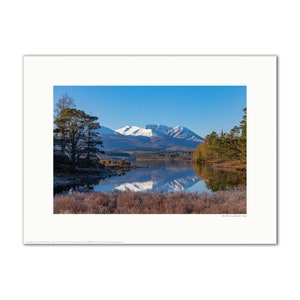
54,86,246,137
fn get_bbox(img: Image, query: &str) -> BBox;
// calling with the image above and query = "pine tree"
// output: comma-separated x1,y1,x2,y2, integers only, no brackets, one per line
193,108,247,165
54,108,104,173
238,108,247,162
84,115,104,160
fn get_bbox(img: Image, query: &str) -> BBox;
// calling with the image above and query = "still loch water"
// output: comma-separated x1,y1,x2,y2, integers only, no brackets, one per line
54,160,246,195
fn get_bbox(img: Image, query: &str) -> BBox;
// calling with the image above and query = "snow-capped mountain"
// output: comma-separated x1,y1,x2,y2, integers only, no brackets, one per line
99,126,121,136
98,124,204,151
115,124,203,142
146,124,203,142
115,125,153,137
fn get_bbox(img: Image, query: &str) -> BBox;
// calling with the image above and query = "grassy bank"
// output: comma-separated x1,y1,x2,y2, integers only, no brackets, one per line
54,186,246,214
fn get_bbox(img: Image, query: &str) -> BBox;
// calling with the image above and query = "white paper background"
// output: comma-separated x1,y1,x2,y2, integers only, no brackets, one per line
24,56,276,244
0,0,296,299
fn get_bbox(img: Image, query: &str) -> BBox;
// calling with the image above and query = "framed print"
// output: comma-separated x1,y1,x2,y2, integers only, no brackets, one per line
23,55,277,244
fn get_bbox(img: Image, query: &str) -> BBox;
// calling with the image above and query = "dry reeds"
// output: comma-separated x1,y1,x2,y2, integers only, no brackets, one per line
54,187,246,214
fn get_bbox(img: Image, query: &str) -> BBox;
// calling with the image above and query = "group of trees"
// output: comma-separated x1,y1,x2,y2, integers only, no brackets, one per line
193,108,247,164
54,94,104,173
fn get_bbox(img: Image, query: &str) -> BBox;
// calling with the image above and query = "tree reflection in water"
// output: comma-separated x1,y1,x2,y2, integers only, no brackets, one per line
193,164,246,192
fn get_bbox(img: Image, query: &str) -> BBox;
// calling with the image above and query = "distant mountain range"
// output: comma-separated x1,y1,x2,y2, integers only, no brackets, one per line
99,124,204,151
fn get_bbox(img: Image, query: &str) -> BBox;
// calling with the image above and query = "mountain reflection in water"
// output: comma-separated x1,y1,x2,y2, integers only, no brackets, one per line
93,161,205,193
54,160,246,195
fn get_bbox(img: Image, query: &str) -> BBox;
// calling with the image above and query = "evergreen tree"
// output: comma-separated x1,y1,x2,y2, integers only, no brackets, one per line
238,108,247,163
54,108,103,173
193,108,247,165
84,115,104,160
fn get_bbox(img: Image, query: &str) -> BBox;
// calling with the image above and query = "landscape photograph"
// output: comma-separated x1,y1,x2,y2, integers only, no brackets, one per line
53,86,246,214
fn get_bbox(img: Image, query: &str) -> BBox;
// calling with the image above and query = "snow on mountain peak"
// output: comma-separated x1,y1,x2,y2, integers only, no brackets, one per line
115,125,153,137
146,124,203,142
113,124,203,142
99,124,204,151
99,126,121,135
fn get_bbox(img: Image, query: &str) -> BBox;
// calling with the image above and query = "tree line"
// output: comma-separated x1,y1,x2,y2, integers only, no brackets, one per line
193,108,246,165
54,94,104,173
136,151,193,161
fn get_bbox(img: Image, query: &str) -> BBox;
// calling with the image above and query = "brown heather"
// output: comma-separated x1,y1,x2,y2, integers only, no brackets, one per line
54,186,246,214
